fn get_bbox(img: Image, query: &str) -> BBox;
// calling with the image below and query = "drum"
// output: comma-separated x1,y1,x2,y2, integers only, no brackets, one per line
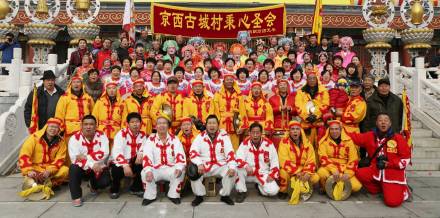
271,130,286,150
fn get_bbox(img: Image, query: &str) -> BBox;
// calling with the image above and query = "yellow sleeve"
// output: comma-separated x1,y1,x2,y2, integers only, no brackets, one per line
212,93,221,120
54,96,67,124
278,141,293,173
207,98,215,117
18,136,36,175
264,102,274,131
303,145,317,174
121,100,129,128
46,140,67,174
150,95,163,126
91,100,101,122
174,96,183,122
342,100,367,125
344,141,359,177
317,89,330,117
238,97,248,129
318,140,339,174
295,91,309,121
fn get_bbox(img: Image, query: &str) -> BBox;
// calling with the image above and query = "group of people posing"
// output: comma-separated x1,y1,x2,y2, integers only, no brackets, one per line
19,33,411,209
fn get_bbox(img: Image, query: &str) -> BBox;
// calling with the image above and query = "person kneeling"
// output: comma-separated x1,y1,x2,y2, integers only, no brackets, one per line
235,122,280,203
18,118,68,200
141,116,186,206
68,115,111,207
188,115,237,206
350,112,412,207
110,112,147,199
317,120,361,201
277,121,319,203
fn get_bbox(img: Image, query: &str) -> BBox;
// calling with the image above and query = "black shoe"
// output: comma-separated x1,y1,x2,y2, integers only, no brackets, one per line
191,196,204,207
141,198,156,206
220,196,235,205
278,192,288,200
255,184,263,196
110,193,120,199
169,197,181,205
235,192,246,203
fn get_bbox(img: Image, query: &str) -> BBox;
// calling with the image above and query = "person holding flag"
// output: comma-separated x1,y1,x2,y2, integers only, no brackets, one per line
24,70,65,133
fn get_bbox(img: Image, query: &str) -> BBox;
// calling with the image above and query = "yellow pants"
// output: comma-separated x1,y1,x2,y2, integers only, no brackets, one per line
279,168,319,193
317,167,362,193
27,165,69,186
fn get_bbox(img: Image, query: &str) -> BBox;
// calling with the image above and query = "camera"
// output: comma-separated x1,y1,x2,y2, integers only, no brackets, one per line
376,155,388,170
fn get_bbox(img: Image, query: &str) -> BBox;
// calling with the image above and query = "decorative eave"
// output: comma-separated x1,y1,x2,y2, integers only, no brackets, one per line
10,9,440,29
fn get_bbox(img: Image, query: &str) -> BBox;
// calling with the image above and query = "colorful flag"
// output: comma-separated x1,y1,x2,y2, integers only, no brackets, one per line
29,83,39,134
402,87,412,148
123,0,135,44
312,0,323,44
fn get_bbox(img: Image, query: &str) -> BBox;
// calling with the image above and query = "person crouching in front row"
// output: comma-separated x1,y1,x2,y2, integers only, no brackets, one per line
68,115,110,207
110,112,147,199
188,114,237,206
141,115,186,206
235,122,280,203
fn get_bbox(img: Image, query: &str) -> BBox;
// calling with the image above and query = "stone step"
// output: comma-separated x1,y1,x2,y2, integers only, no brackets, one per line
412,129,433,138
411,120,423,129
413,138,440,148
412,147,440,158
407,170,440,177
407,159,440,171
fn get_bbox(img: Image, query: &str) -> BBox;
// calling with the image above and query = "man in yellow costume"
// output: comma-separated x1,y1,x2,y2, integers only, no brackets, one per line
55,76,94,139
182,80,213,125
213,73,243,150
122,79,154,135
295,71,329,146
240,82,274,135
150,76,184,133
317,120,362,196
92,81,123,147
341,80,366,133
18,118,68,192
277,120,319,200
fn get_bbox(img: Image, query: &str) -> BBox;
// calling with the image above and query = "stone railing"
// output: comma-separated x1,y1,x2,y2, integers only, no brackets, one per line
0,48,71,175
389,51,440,137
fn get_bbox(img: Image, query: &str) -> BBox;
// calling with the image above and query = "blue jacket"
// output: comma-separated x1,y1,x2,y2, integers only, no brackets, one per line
0,41,20,63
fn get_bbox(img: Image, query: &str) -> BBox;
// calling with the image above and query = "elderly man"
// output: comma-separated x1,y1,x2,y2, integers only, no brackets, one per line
141,115,186,205
68,115,110,207
189,115,237,206
122,79,154,135
277,120,319,200
317,120,362,197
25,70,65,133
341,79,366,133
18,118,68,194
240,82,274,135
213,73,244,150
110,112,147,199
295,71,329,146
235,122,280,203
55,76,94,139
351,112,412,207
182,80,213,125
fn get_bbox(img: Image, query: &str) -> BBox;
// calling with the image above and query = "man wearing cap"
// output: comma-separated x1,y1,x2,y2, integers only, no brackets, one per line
122,79,154,135
55,76,94,139
295,71,329,146
362,78,403,133
68,115,111,207
150,76,184,132
141,115,186,206
341,79,366,133
18,118,68,192
277,120,319,199
189,115,237,206
350,112,412,207
212,73,244,150
235,122,280,203
162,40,180,69
268,79,297,148
92,81,123,147
182,80,213,125
317,120,362,196
240,82,274,135
25,70,65,133
110,112,147,199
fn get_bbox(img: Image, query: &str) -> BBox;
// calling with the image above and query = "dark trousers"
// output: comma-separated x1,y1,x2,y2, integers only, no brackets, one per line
69,164,111,200
110,161,143,193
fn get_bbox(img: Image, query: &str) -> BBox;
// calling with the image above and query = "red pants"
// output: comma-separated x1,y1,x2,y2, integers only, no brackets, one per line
356,167,408,207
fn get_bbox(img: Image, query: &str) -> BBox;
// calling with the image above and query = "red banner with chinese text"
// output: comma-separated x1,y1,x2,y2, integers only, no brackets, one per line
151,3,286,39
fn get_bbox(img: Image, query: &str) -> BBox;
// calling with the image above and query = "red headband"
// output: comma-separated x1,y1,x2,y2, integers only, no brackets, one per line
133,79,145,86
251,82,262,89
191,80,204,86
46,118,62,127
327,120,342,126
180,117,192,123
71,76,82,82
223,73,236,79
106,82,118,88
288,121,301,128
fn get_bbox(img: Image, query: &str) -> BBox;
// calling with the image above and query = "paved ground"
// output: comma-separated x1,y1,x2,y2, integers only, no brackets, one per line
1,174,440,218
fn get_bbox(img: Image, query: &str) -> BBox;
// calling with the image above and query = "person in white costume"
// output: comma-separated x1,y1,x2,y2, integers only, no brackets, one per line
141,115,186,206
189,114,237,206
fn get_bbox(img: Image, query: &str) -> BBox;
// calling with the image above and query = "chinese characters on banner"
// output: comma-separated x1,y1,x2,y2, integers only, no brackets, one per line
151,3,286,39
